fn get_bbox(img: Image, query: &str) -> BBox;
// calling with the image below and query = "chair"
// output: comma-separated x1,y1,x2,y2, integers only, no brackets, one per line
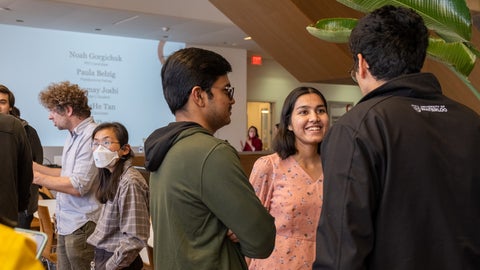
147,245,154,269
30,217,40,231
39,186,55,199
37,205,57,269
141,245,154,270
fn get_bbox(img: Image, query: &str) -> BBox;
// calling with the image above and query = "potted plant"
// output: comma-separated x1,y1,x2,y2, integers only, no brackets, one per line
306,0,480,99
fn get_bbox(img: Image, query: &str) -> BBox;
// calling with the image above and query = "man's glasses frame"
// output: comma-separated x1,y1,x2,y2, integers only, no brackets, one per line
210,85,235,100
224,86,235,100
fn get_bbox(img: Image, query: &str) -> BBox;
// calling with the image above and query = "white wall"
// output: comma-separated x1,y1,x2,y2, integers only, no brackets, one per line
193,45,248,152
247,57,363,126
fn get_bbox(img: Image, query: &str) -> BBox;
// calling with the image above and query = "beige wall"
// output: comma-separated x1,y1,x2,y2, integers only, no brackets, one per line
247,57,363,128
193,45,248,152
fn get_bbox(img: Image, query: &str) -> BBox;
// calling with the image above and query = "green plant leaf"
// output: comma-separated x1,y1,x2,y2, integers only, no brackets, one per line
335,0,387,13
306,20,477,77
464,42,480,58
443,64,480,100
307,0,479,98
306,18,357,43
336,0,471,42
427,37,477,77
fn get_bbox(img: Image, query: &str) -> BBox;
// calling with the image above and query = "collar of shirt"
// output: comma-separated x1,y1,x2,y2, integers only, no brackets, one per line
69,116,95,138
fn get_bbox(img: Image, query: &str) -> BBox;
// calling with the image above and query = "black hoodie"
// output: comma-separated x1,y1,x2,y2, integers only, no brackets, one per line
144,121,201,171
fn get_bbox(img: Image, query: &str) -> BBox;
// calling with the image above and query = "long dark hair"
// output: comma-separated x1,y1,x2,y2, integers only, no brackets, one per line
273,86,327,159
92,122,134,203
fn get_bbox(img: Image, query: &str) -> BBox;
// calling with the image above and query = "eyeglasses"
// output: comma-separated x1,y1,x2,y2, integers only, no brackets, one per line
211,85,235,100
91,141,120,149
224,86,235,100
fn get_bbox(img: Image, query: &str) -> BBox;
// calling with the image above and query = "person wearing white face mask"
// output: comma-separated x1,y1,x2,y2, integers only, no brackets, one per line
87,122,150,270
92,144,120,168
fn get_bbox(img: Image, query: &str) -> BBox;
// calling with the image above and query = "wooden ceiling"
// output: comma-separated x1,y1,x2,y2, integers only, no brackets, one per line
210,0,480,114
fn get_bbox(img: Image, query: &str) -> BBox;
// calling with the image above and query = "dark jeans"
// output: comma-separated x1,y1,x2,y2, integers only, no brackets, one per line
93,248,143,270
57,221,96,270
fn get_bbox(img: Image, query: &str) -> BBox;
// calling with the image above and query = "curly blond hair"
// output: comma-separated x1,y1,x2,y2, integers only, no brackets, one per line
39,81,91,118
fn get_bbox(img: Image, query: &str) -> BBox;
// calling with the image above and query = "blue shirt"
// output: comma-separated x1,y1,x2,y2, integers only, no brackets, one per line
57,116,100,235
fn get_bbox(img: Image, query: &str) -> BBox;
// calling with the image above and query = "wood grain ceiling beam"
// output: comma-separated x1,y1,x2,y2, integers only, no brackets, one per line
210,0,480,113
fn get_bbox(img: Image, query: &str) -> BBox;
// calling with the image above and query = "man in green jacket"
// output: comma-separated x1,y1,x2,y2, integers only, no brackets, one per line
145,47,275,269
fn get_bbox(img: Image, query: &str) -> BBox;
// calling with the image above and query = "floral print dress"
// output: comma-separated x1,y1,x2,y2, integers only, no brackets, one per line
248,153,323,270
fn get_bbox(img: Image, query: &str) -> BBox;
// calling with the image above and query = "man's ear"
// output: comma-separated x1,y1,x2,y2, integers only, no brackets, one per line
191,86,206,107
357,53,370,79
65,105,74,117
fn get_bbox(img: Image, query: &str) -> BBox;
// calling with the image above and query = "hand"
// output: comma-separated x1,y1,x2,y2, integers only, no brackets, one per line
227,229,239,243
33,171,44,185
32,161,41,172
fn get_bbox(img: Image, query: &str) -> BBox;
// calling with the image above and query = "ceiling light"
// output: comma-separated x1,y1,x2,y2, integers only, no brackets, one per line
113,15,139,26
244,36,252,40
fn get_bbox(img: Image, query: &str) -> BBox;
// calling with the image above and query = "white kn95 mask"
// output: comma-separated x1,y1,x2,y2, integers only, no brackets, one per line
93,145,119,168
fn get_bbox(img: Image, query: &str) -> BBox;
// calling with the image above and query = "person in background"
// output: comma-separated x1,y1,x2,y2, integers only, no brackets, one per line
241,125,263,151
33,81,100,270
314,5,480,270
0,85,44,229
248,87,328,269
0,112,32,227
87,122,149,270
144,47,276,270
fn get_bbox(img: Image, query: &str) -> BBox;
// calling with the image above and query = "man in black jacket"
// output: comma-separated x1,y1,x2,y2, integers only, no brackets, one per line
0,85,43,229
314,5,480,270
0,113,33,226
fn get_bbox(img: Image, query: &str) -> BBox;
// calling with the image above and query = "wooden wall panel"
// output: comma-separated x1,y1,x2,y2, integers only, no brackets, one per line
210,0,353,82
210,0,480,114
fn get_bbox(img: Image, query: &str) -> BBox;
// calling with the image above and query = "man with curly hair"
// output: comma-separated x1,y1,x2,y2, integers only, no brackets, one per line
33,81,100,270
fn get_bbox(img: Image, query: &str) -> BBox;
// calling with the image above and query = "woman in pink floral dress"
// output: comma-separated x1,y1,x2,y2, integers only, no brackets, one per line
248,87,329,270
